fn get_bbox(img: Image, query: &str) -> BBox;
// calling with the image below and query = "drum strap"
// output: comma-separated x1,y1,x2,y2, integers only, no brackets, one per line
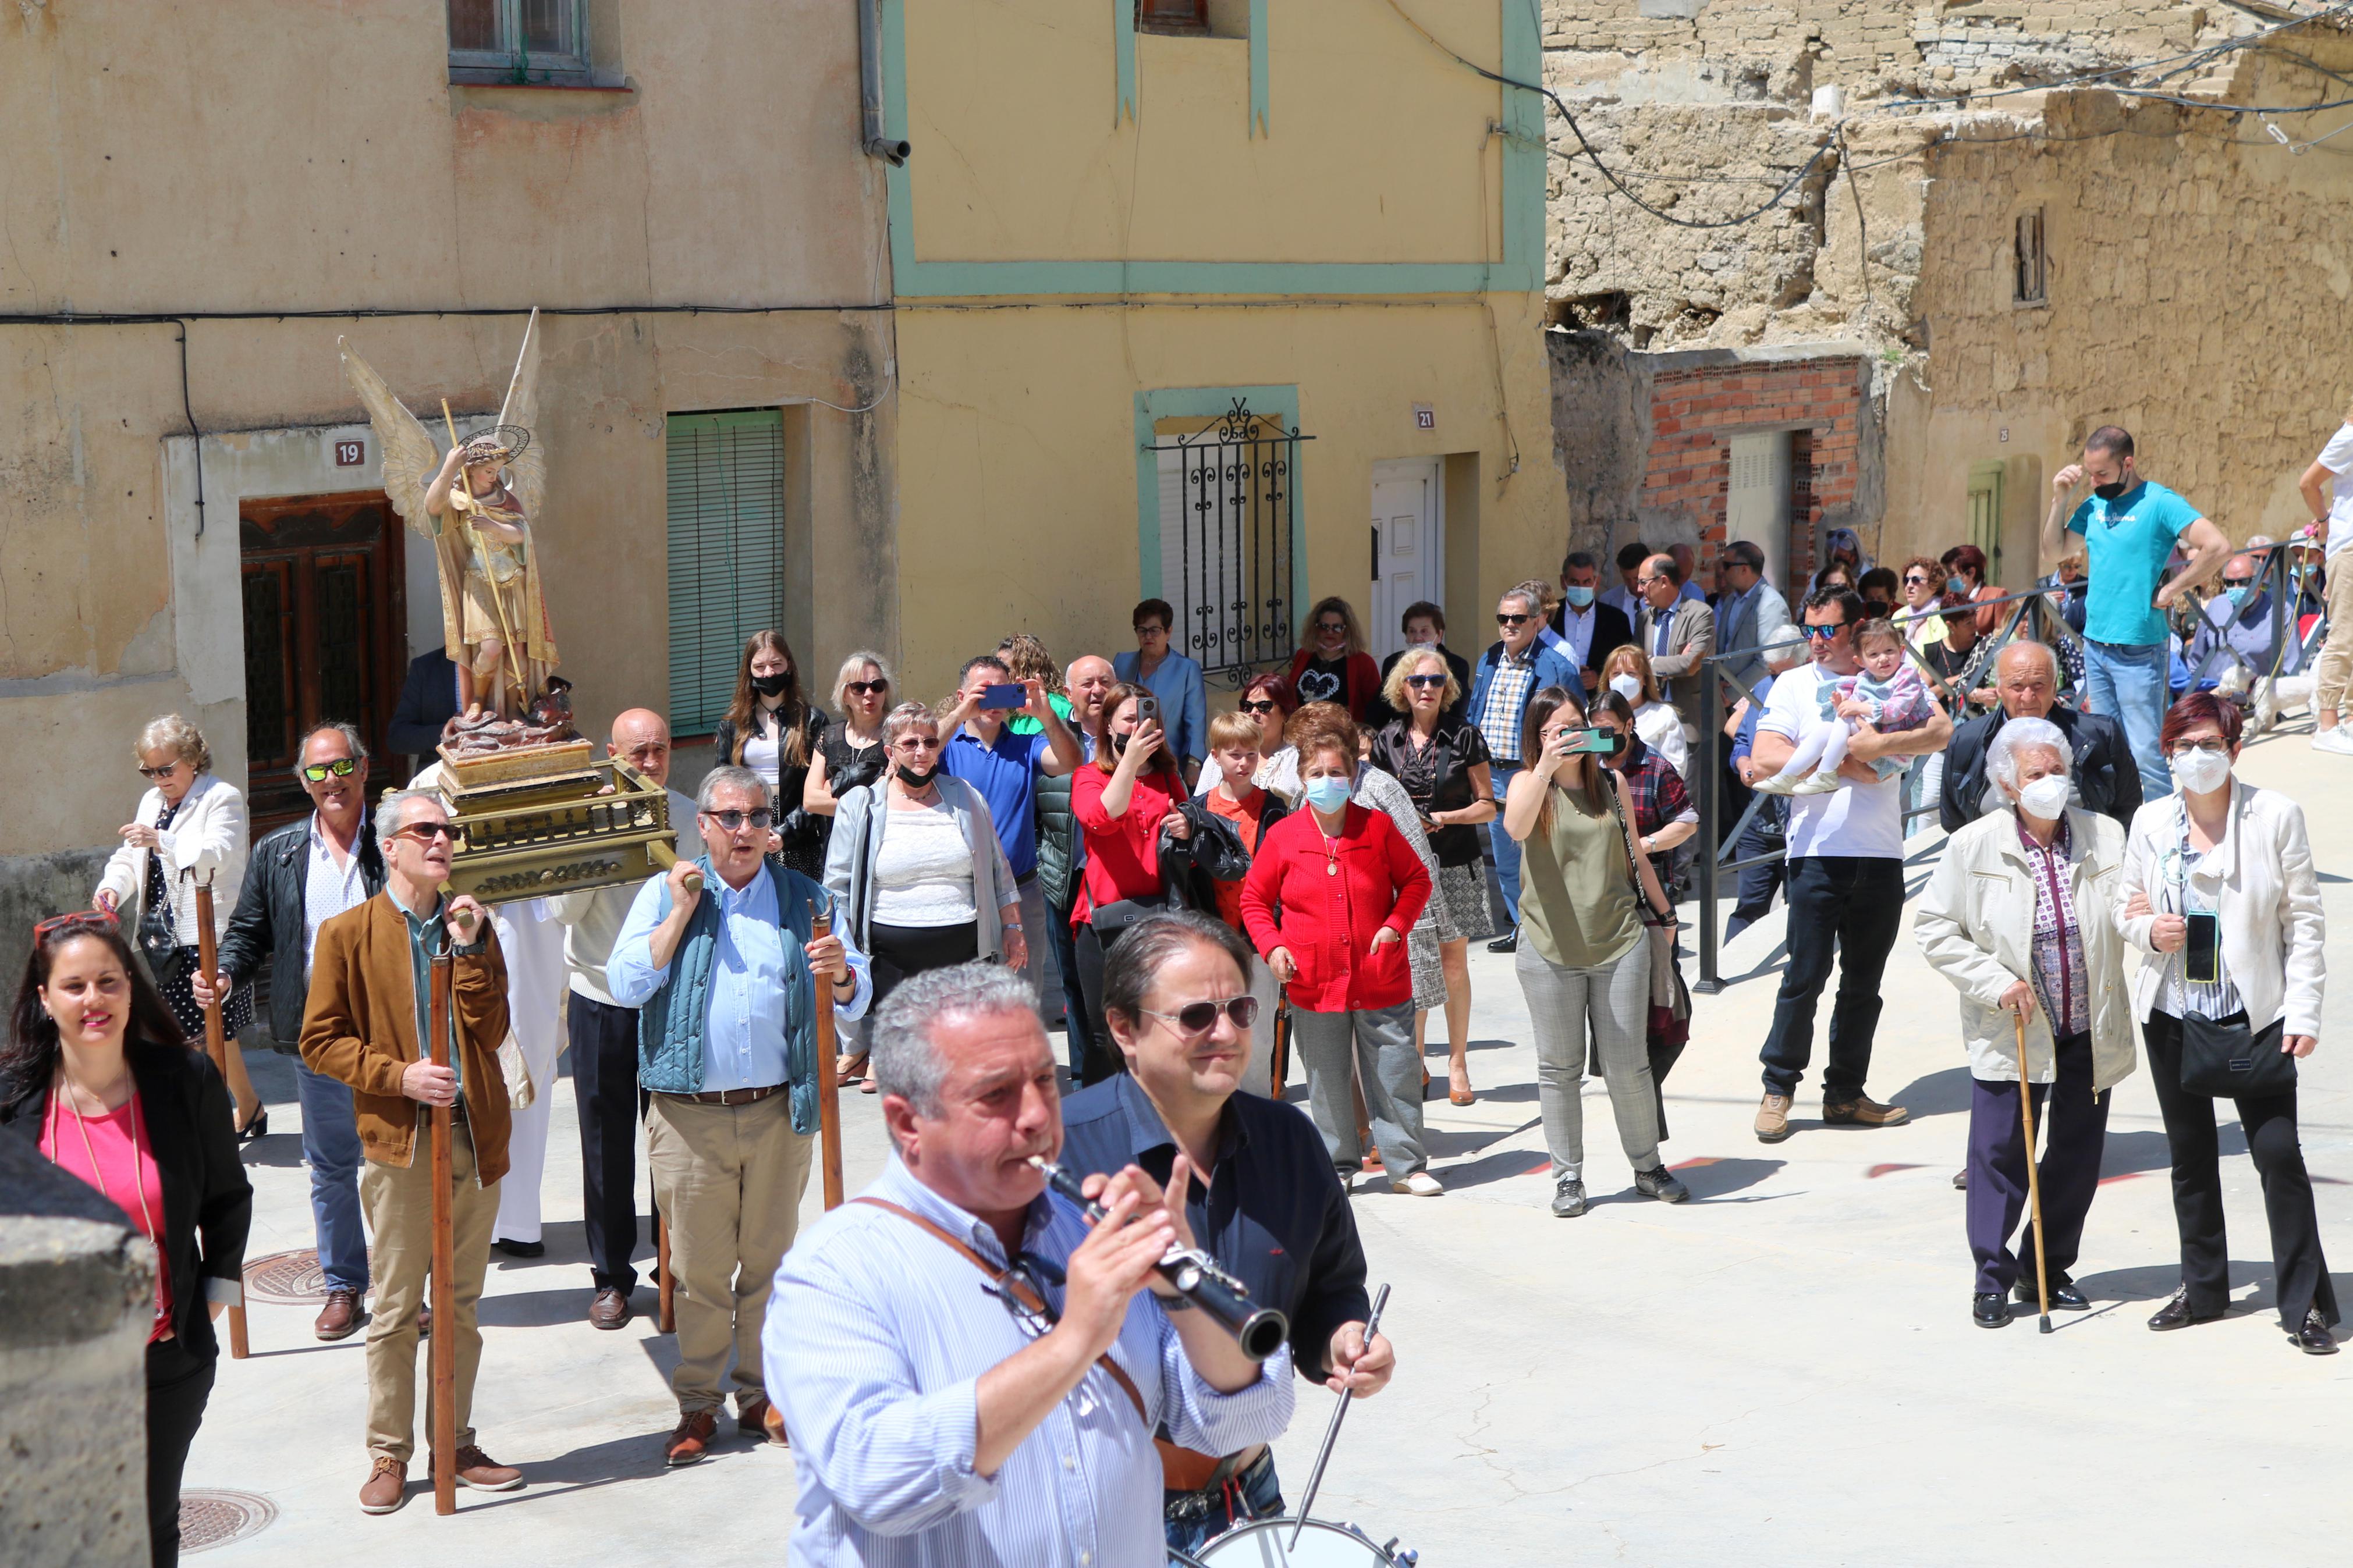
851,1197,1148,1426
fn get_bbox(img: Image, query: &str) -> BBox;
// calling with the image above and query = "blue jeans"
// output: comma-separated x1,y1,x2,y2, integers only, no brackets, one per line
2083,637,2173,801
1486,761,1525,927
1165,1448,1286,1559
1046,894,1092,1078
296,1057,369,1292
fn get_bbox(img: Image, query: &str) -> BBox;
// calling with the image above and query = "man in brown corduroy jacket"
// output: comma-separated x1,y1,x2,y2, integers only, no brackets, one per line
301,788,516,1516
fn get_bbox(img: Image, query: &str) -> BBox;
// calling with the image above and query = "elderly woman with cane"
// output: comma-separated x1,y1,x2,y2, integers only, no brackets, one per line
1917,717,2135,1330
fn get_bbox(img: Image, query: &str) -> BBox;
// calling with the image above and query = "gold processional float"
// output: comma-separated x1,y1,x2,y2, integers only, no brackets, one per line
341,308,698,901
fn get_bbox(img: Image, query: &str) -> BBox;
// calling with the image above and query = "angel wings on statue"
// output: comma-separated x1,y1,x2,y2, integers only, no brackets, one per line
340,309,559,720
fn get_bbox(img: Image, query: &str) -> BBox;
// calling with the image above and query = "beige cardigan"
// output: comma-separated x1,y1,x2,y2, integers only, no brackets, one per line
1915,806,2138,1091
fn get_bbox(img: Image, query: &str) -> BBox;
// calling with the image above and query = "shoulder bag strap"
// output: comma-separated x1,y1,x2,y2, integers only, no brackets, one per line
850,1197,1148,1425
1603,771,1670,925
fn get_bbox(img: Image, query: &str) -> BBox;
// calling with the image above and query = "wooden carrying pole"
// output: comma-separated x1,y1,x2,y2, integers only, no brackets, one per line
810,901,845,1211
2014,1009,2054,1335
189,874,250,1360
645,839,697,1332
428,952,459,1514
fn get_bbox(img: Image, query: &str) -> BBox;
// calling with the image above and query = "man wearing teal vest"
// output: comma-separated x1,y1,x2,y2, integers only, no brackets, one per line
609,764,872,1467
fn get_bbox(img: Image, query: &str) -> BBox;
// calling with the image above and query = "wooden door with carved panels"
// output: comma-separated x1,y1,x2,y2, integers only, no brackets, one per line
239,492,409,827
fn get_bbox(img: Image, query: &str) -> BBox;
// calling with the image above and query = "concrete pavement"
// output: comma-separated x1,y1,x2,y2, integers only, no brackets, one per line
184,721,2353,1564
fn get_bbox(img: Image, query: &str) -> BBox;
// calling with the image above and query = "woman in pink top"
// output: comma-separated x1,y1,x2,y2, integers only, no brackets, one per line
3,912,251,1566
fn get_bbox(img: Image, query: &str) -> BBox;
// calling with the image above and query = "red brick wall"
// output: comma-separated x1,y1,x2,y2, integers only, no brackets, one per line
1641,357,1865,592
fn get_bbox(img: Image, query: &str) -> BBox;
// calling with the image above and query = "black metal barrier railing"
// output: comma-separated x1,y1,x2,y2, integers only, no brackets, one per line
1690,546,2319,993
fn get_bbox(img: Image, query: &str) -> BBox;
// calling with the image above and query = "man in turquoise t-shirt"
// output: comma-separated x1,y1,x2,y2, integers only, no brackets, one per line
2040,425,2230,798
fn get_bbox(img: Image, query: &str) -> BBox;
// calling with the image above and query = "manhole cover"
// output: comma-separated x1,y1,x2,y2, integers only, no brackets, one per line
180,1489,275,1553
243,1248,371,1304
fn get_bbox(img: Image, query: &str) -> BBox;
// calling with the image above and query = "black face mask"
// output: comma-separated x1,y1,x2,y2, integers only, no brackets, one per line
895,763,936,788
751,672,791,698
2092,469,2130,502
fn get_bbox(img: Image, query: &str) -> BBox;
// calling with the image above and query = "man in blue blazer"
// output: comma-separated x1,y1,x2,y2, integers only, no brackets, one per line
1468,582,1578,952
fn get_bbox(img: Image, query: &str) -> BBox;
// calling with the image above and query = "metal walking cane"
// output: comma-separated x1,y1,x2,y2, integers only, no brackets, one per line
2013,1007,2054,1335
427,945,460,1513
188,870,250,1360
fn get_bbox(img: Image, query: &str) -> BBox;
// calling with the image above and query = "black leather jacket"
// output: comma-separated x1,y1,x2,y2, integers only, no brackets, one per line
1161,792,1291,913
215,815,386,1048
1938,704,2143,836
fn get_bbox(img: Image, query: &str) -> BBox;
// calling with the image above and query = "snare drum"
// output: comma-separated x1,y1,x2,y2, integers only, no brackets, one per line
1192,1517,1415,1566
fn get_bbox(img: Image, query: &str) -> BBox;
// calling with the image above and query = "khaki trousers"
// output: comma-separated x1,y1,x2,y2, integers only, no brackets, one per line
646,1092,812,1414
2316,561,2353,719
360,1115,500,1464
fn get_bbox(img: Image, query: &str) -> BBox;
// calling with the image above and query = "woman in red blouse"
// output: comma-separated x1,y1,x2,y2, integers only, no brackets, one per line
1070,682,1191,1083
2,912,251,1566
1240,706,1439,1194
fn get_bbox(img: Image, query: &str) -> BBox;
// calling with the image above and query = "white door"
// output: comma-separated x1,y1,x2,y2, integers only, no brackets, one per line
1726,432,1793,595
1368,459,1443,662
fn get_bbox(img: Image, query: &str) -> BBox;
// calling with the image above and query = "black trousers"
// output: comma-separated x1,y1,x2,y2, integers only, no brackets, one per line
570,993,648,1295
869,920,980,1009
146,1335,215,1567
1965,1031,2110,1295
1758,856,1904,1101
1071,921,1126,1085
2145,1010,2338,1329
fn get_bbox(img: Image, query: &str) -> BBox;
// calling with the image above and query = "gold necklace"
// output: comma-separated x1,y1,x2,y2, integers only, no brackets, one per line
47,1065,165,1328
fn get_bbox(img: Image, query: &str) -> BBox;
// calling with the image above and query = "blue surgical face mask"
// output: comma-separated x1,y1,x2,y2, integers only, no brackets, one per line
1946,575,1968,596
1563,585,1595,609
2224,584,2253,610
1303,776,1353,814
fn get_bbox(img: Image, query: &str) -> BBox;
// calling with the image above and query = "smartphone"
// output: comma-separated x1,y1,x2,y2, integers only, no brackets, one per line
2185,911,2221,985
1136,694,1160,721
1555,727,1620,756
980,682,1027,710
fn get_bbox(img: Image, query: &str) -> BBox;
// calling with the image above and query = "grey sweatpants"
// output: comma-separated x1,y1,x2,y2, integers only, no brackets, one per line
1515,938,1658,1182
1290,1002,1426,1178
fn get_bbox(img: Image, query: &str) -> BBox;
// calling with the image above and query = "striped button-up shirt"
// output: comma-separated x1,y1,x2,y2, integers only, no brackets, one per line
1477,646,1538,763
765,1157,1294,1568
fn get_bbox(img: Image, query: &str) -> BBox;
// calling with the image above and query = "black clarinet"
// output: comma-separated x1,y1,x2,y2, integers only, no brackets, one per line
1029,1157,1289,1363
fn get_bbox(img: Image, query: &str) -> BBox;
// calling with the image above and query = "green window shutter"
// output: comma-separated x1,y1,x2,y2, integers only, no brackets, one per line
666,409,787,737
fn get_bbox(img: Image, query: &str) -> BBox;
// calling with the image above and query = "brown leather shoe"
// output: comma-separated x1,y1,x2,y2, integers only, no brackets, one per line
442,1445,524,1491
315,1288,365,1342
738,1395,788,1447
1823,1095,1910,1129
664,1409,718,1467
359,1456,407,1514
1754,1093,1793,1143
588,1287,631,1331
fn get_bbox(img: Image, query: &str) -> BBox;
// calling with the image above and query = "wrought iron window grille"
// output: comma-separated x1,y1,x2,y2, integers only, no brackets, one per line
1145,399,1313,683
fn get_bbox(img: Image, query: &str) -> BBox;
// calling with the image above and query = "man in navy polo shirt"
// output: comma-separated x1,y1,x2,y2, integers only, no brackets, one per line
2040,425,2230,798
939,652,1085,1007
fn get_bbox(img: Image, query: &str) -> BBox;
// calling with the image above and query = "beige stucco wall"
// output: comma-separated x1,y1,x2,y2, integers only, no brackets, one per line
0,2,894,888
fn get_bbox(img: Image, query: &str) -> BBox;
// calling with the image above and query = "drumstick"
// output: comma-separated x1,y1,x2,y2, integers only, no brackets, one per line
1289,1282,1390,1549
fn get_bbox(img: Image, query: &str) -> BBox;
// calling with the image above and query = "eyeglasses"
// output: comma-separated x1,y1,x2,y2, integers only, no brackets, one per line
136,762,184,780
1134,624,1168,637
895,736,943,752
1496,613,1531,627
1238,698,1278,715
1637,577,1666,589
301,757,360,783
1404,674,1448,689
844,680,889,696
1800,623,1843,641
702,808,775,833
2168,741,2230,759
391,822,456,844
1138,995,1262,1035
34,909,119,942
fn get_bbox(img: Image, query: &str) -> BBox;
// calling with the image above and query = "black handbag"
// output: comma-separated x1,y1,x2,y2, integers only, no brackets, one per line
1088,894,1169,947
2178,1010,2297,1100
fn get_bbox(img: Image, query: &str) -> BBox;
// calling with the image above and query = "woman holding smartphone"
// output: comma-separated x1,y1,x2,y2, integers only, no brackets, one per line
1504,686,1687,1217
1069,682,1190,1082
2117,692,2334,1353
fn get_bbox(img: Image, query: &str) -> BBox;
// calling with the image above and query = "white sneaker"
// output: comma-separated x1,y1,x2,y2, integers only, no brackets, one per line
1390,1171,1445,1197
1791,769,1844,795
1749,773,1799,797
2314,728,2353,756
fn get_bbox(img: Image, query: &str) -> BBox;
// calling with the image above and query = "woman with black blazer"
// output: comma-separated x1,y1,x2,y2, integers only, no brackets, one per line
2,911,251,1566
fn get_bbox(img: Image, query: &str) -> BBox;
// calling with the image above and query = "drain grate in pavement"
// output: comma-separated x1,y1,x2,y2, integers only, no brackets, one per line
181,1489,276,1553
243,1248,370,1304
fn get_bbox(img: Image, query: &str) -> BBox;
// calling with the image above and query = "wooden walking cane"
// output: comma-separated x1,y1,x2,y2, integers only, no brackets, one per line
428,948,459,1514
189,872,250,1360
1269,1000,1291,1096
810,901,845,1212
2014,1008,2054,1335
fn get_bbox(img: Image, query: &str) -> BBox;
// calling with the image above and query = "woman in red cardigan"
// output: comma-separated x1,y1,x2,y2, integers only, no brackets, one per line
1287,597,1383,721
1240,705,1439,1194
1070,681,1190,1084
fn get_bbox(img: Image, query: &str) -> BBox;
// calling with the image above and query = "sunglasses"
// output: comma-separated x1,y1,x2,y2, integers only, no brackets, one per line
844,680,890,697
301,757,360,783
1315,621,1348,635
1138,995,1262,1035
1496,613,1531,627
392,821,457,844
1800,623,1844,641
2221,578,2255,589
1903,573,1932,586
1238,698,1278,714
136,762,185,779
895,735,943,752
34,909,120,942
703,808,775,833
1405,674,1448,689
1134,624,1169,637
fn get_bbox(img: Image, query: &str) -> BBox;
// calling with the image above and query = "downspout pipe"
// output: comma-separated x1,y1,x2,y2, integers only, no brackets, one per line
860,0,911,166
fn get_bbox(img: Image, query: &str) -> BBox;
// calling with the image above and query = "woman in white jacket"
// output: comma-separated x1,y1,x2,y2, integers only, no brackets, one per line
2116,692,2335,1354
1918,718,2134,1329
94,714,263,1136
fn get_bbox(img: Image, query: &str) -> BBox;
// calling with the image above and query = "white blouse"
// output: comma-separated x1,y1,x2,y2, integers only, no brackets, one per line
1633,701,1690,780
871,802,978,927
